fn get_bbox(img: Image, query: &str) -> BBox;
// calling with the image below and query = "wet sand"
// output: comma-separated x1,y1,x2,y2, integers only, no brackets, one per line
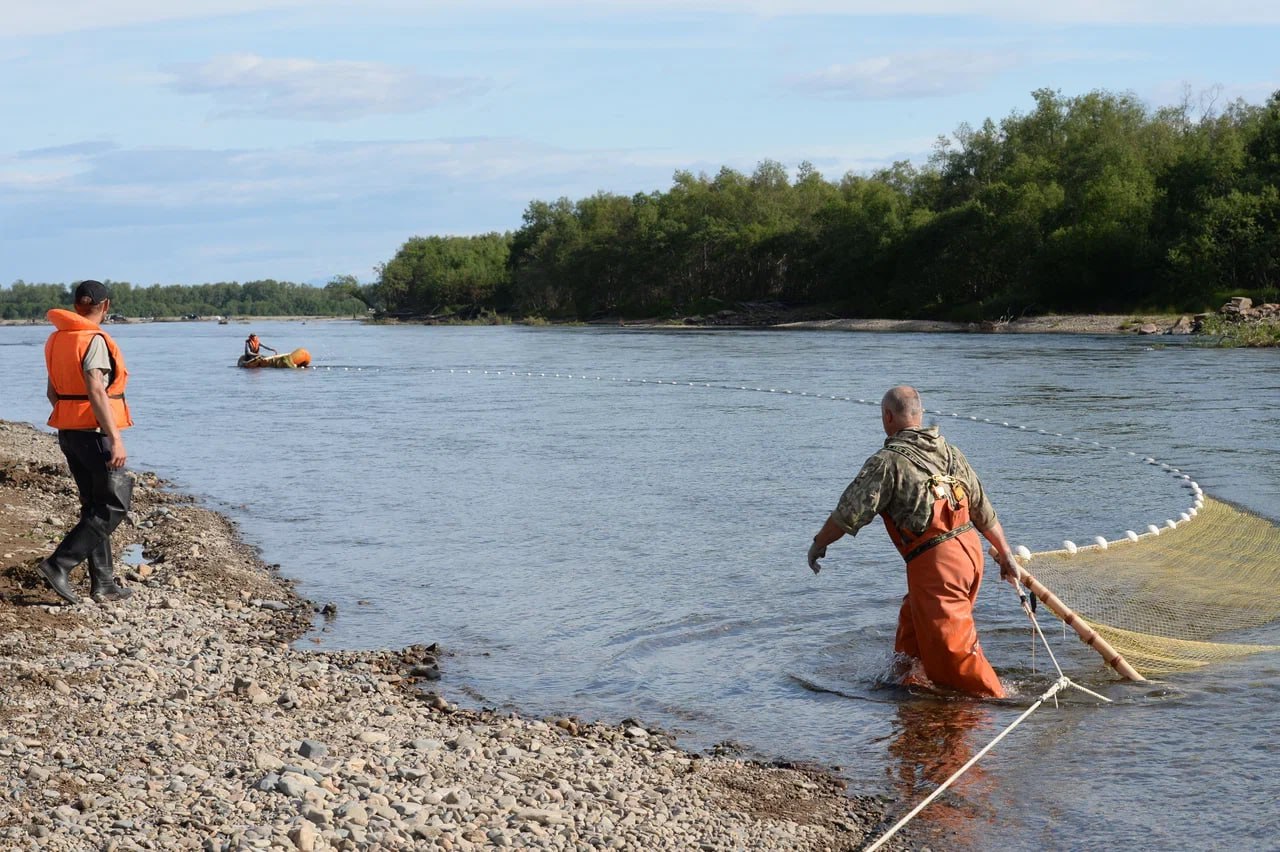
0,421,905,851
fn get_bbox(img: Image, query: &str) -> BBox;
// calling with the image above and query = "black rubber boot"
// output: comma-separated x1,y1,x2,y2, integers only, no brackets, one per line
38,560,81,605
89,540,132,603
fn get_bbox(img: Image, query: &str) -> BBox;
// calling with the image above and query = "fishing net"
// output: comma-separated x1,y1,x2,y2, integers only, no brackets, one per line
1022,496,1280,675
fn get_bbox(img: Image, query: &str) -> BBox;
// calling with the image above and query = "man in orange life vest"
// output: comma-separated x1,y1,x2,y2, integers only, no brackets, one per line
807,385,1018,698
244,333,276,362
37,280,135,605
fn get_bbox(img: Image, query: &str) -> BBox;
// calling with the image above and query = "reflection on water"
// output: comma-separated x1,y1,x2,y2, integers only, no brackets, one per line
884,700,996,849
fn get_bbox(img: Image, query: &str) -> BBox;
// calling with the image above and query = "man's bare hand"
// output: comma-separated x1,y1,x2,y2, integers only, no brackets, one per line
995,550,1019,585
106,436,127,470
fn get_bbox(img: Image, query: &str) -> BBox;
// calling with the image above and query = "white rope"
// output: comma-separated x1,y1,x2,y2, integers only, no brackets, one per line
861,584,1111,851
1019,580,1064,676
861,676,1071,852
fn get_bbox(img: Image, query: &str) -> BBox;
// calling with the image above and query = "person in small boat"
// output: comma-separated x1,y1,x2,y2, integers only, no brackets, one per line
37,279,135,604
243,333,277,362
806,385,1018,698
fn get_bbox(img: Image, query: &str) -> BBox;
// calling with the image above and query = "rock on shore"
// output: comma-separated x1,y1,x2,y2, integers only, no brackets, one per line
0,421,892,851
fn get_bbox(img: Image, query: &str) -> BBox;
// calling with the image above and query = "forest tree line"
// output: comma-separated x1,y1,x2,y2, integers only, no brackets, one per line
0,279,367,321
372,88,1280,321
5,88,1276,324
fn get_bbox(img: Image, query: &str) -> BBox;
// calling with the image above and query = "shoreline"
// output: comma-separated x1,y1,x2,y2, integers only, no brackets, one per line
772,313,1182,335
6,310,1274,345
369,311,1191,335
0,311,1185,336
0,421,890,850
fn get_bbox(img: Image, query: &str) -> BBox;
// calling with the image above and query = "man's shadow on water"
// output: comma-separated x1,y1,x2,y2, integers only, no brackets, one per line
790,668,1006,847
849,695,1008,844
872,698,998,850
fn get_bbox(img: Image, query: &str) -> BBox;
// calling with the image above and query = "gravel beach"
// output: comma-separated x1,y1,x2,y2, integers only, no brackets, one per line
0,421,895,851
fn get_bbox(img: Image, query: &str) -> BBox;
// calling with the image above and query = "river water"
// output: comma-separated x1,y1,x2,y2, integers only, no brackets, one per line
2,320,1278,850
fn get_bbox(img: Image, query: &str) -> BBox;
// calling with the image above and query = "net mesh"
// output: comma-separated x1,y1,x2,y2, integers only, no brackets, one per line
1025,496,1280,675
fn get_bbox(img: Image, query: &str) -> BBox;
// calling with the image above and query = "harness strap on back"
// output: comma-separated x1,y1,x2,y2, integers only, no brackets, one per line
901,521,975,563
883,443,946,476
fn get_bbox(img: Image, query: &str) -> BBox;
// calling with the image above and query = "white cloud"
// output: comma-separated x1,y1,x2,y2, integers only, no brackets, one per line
790,51,1018,100
0,134,920,234
165,54,488,121
19,141,119,159
0,133,941,281
9,0,1280,37
0,138,629,226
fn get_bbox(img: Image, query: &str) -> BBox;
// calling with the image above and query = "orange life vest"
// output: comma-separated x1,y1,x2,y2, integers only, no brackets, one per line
247,338,260,354
44,309,134,431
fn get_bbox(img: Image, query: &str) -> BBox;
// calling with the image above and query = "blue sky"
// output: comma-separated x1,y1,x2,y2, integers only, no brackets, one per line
3,1,1278,286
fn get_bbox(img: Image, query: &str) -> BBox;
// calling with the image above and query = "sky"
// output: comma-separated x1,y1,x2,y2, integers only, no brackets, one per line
2,1,1278,286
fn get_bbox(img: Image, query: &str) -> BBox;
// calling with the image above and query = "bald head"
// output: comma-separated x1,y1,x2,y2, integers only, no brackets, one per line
881,385,923,435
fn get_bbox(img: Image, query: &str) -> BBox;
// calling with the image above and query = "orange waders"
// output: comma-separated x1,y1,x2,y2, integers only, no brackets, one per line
882,482,1005,699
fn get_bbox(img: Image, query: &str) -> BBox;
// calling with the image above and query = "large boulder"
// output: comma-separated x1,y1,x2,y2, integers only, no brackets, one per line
1167,316,1194,335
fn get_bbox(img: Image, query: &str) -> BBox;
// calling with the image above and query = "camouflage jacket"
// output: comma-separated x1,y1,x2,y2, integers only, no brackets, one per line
830,426,997,539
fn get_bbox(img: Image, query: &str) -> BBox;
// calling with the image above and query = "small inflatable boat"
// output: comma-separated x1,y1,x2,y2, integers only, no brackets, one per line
237,348,312,369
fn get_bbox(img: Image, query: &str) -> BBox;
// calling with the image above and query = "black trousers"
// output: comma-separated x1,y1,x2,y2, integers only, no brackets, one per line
47,430,133,574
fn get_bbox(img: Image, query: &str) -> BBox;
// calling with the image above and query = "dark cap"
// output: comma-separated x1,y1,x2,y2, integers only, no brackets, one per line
73,280,110,306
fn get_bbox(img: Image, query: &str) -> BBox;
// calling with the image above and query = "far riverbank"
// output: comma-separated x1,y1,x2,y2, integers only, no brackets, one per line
6,306,1274,345
0,311,1187,334
775,313,1179,334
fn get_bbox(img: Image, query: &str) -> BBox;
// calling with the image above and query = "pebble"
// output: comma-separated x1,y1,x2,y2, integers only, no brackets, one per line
298,740,328,759
288,822,318,851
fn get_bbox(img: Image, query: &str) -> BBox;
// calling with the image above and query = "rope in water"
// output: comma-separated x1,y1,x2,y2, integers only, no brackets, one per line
861,579,1112,852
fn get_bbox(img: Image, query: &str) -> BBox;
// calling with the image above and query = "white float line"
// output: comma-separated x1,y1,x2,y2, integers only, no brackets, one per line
831,392,1201,555
444,367,1205,554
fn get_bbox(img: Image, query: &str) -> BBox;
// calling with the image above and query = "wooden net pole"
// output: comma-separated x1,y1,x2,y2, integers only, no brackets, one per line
1017,565,1146,682
990,547,1145,682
